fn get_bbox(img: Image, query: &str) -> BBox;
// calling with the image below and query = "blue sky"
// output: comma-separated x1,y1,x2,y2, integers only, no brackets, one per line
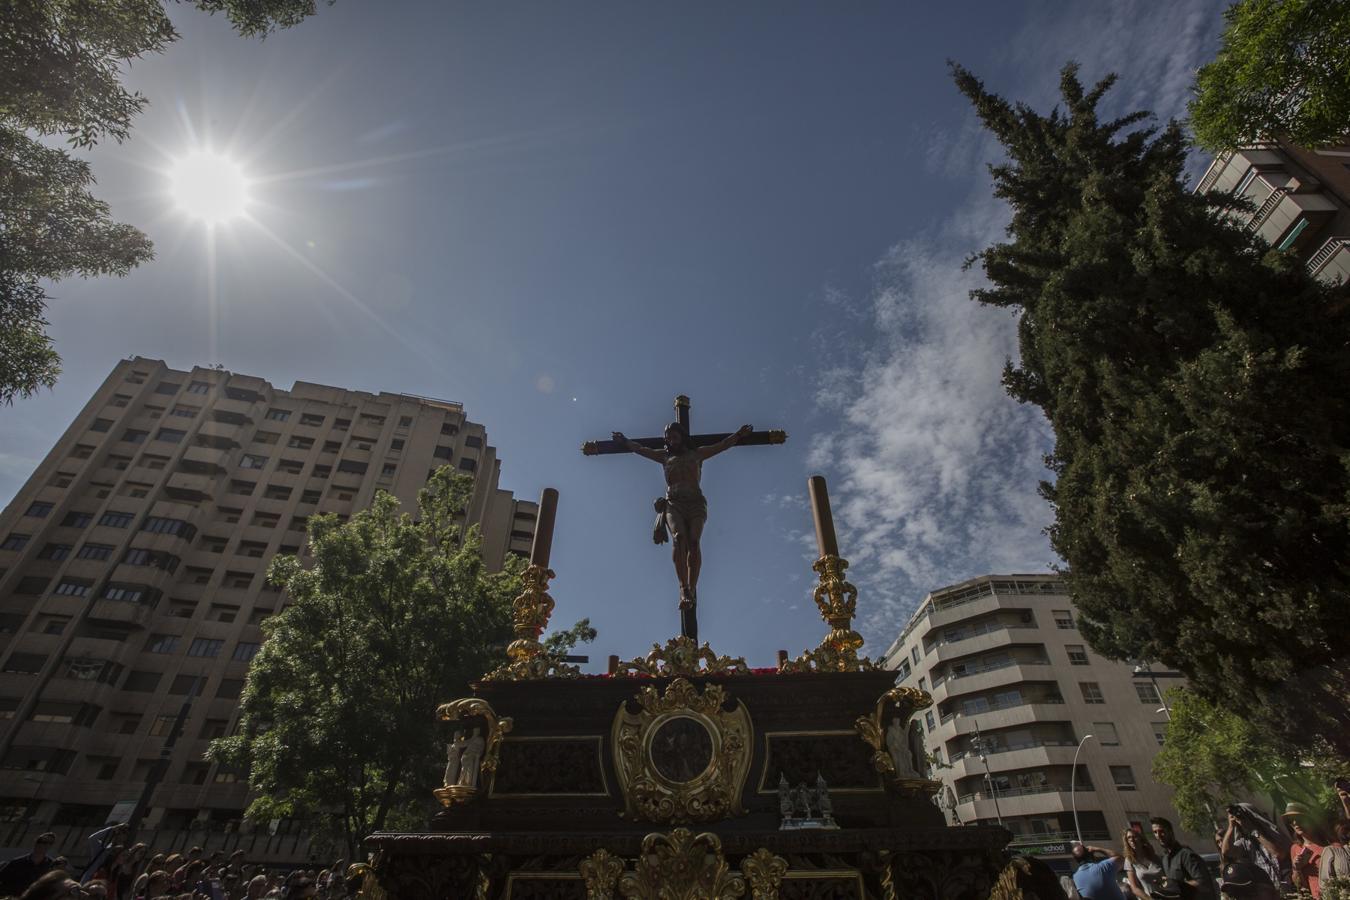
2,1,1226,670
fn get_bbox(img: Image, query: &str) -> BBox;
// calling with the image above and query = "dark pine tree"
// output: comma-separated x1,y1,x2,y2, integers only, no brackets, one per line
953,62,1350,756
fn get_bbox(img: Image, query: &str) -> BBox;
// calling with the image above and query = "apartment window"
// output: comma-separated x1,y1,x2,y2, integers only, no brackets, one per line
253,431,279,445
4,654,47,675
25,502,54,518
911,646,920,665
185,567,213,585
170,405,198,418
287,436,313,450
155,428,186,443
337,459,367,475
240,453,268,470
121,429,148,444
390,439,404,452
168,600,196,619
127,371,147,384
54,579,92,598
111,712,142,734
1111,765,1137,791
252,513,280,529
97,511,133,528
433,446,453,460
265,408,291,422
917,676,926,692
1094,722,1120,746
398,416,413,428
232,642,261,662
39,616,69,635
215,679,244,699
102,584,146,603
276,459,303,474
332,488,354,501
181,763,210,785
145,634,179,654
107,454,131,470
312,465,331,479
0,534,29,551
61,511,92,527
334,418,351,431
288,516,308,532
71,445,96,460
1079,682,1105,704
93,759,119,780
1152,722,1168,747
248,608,273,626
300,489,320,504
360,414,385,427
142,454,169,470
263,484,292,500
225,572,252,589
322,441,342,453
464,435,483,449
1053,609,1075,629
201,536,228,554
187,381,210,394
148,714,178,737
1277,217,1310,252
458,458,476,472
229,480,256,496
14,577,49,595
380,463,396,477
199,718,228,740
237,541,267,559
123,548,152,566
1066,644,1089,666
110,394,131,408
141,517,196,539
213,768,241,784
1135,682,1161,704
121,671,161,692
299,413,324,426
188,638,224,658
90,418,113,433
440,422,458,436
217,506,242,524
37,543,72,561
121,482,151,498
208,603,240,623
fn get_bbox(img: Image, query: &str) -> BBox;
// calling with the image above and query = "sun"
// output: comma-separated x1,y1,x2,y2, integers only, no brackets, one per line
168,150,249,223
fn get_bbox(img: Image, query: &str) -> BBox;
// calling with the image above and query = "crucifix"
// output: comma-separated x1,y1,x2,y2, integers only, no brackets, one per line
582,395,787,642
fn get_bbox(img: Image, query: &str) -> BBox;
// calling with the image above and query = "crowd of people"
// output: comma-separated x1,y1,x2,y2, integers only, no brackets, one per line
0,825,355,900
1065,782,1350,900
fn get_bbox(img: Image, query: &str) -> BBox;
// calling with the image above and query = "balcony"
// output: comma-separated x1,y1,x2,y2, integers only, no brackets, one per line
164,471,217,503
944,742,1081,780
86,599,152,628
1247,184,1337,249
936,698,1068,736
1308,236,1350,285
954,786,1097,824
932,661,1054,702
181,445,232,472
212,398,257,422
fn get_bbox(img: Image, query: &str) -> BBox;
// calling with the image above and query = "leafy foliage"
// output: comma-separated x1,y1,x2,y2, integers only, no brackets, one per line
954,62,1350,758
1153,688,1338,833
543,617,598,656
1190,0,1350,151
207,470,524,858
0,0,328,404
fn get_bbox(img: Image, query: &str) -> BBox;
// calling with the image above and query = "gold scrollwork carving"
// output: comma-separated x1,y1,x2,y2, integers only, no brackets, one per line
580,848,624,900
617,829,746,899
433,697,514,807
739,848,789,900
854,686,942,794
345,860,388,900
612,678,753,824
779,555,878,673
614,636,749,677
483,564,581,681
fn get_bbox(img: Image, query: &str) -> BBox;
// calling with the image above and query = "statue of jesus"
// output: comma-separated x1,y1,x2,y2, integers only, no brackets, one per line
611,421,752,613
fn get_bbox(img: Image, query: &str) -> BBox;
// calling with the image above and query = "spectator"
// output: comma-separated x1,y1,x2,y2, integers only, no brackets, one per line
1283,802,1328,899
281,878,316,900
1123,828,1165,898
1220,805,1287,890
80,824,128,884
244,875,268,900
1072,843,1126,900
91,846,126,900
187,849,203,865
1217,862,1280,900
18,871,80,900
1152,816,1218,900
0,833,58,897
1319,820,1350,884
1335,780,1350,822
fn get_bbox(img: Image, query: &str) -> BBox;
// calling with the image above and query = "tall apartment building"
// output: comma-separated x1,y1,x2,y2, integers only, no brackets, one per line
881,574,1202,867
1195,138,1350,285
0,358,535,849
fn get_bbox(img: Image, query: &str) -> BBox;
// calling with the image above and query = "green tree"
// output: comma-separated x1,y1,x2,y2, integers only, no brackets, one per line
1153,688,1337,833
953,62,1350,758
207,470,593,858
0,0,327,404
1190,0,1350,151
543,617,598,656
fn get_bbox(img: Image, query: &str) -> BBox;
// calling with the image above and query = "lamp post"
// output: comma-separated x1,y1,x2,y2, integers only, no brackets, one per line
970,726,1004,826
1133,661,1172,720
1071,733,1095,845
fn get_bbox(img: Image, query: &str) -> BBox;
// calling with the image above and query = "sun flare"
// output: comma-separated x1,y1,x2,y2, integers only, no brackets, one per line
168,150,249,223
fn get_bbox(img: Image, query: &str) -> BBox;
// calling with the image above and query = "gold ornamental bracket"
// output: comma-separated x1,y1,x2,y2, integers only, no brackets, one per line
433,697,514,807
612,678,753,825
855,686,942,794
614,636,749,678
618,829,746,899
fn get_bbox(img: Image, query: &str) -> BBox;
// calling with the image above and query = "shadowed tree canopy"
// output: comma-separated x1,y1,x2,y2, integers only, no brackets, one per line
1190,0,1350,151
953,61,1350,758
207,469,594,858
0,0,331,404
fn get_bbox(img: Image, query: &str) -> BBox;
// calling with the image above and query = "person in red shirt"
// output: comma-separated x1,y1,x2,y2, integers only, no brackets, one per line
1282,803,1329,899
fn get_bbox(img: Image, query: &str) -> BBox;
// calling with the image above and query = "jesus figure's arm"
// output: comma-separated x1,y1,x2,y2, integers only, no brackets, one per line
612,432,665,463
697,424,753,461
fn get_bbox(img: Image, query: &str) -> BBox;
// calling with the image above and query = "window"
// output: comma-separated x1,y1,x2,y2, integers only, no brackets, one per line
106,454,131,470
381,463,396,477
1066,645,1089,666
155,427,185,443
924,710,936,731
110,394,131,408
1152,722,1168,746
90,418,113,432
337,459,367,475
48,472,74,488
170,405,198,418
252,513,279,529
61,511,92,527
458,458,476,472
121,482,151,498
199,718,228,740
398,415,413,428
1277,217,1310,252
141,517,195,539
0,534,29,551
332,488,354,501
390,439,404,452
184,567,213,585
216,506,242,524
1135,682,1161,704
121,671,161,692
187,381,210,394
97,511,133,528
208,603,240,623
287,436,313,450
216,678,244,699
102,584,147,603
253,431,279,445
299,413,324,426
1053,609,1075,629
54,579,92,597
911,646,920,665
121,429,148,444
225,387,259,402
228,480,256,496
225,572,252,589
441,422,458,436
1094,722,1120,746
181,763,209,785
360,414,385,427
122,548,152,566
1111,765,1137,791
311,465,331,479
37,543,72,561
322,440,342,453
464,435,483,449
188,638,224,658
1079,682,1105,704
237,541,267,559
3,654,47,674
240,453,268,469
14,576,49,595
300,489,320,504
127,371,147,383
248,608,273,626
149,714,179,737
25,502,54,518
110,712,142,734
201,535,228,554
276,459,303,474
263,484,291,500
142,454,169,470
39,617,69,635
334,418,351,431
154,382,180,395
265,408,291,421
289,516,309,532
918,676,926,692
232,642,260,662
93,759,119,780
145,634,179,654
433,446,453,460
168,600,196,619
72,444,96,460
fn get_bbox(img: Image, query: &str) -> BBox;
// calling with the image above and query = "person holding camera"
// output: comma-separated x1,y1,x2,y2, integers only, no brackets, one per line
1220,804,1287,891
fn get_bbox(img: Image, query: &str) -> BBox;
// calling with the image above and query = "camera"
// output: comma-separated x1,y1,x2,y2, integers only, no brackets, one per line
1334,778,1350,793
1227,805,1247,819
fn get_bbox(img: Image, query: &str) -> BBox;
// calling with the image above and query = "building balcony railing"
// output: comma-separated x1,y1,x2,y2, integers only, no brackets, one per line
957,782,1087,805
933,656,1051,687
86,598,153,628
1308,236,1349,284
948,738,1078,763
1195,151,1233,194
940,695,1066,725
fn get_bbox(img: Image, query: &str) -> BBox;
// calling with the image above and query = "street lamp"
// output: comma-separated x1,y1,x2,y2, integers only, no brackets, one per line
970,726,1004,826
1071,733,1095,845
1133,662,1172,720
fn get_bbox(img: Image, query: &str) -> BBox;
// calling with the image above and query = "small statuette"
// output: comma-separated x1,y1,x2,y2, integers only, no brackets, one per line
442,729,467,786
886,716,921,778
778,773,793,820
457,727,486,788
780,774,839,831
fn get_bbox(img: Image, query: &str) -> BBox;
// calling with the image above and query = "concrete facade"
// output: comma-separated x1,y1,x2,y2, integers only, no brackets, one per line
881,575,1204,864
1194,139,1350,285
0,358,534,853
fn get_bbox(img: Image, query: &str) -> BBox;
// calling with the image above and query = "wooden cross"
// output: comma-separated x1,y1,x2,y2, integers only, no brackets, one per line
582,395,787,642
